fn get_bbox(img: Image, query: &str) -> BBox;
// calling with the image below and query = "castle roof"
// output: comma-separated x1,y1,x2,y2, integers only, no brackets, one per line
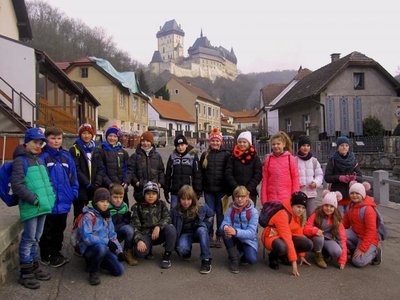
150,51,163,63
156,19,185,38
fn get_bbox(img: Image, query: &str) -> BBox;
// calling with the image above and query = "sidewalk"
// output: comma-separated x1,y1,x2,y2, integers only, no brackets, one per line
0,197,399,299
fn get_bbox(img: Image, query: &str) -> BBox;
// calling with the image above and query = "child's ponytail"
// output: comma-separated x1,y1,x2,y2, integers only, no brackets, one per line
270,131,293,153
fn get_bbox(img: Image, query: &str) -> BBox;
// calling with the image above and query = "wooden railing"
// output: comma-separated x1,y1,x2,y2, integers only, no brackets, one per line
37,98,77,133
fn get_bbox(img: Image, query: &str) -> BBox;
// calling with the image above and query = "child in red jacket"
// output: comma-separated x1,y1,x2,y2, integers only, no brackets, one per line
261,131,299,205
304,190,347,269
261,192,312,276
344,181,381,267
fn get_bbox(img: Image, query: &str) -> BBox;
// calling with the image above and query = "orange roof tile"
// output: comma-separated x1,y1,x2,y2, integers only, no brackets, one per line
151,98,195,123
55,62,70,71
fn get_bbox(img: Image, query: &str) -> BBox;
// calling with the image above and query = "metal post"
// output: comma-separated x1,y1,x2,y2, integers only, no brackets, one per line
373,170,389,205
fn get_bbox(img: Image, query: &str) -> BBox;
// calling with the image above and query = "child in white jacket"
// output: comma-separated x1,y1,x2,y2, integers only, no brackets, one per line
295,136,323,217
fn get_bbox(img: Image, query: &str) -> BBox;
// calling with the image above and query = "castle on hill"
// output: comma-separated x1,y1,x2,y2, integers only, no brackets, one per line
149,19,238,81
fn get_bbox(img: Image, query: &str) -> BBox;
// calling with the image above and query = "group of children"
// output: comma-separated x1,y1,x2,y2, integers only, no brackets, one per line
9,124,384,288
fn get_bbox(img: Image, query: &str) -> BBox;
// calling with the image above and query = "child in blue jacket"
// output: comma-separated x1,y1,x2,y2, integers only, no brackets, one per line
79,188,124,285
170,185,213,274
220,185,259,274
11,128,56,289
39,126,78,267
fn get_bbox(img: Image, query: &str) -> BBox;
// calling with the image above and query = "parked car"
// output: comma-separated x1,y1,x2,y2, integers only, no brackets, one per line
149,130,167,147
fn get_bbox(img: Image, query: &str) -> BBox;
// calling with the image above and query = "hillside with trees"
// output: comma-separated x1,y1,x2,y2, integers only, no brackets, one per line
27,0,296,111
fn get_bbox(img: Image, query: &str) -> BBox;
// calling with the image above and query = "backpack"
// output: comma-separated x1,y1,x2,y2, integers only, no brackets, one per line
0,158,28,207
230,207,252,224
259,201,292,228
70,211,96,254
359,206,387,241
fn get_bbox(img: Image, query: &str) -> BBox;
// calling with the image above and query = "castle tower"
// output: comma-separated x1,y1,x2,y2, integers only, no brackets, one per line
156,19,185,62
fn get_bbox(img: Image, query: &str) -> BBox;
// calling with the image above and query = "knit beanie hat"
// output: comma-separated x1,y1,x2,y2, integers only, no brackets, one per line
298,135,311,147
93,188,110,203
174,134,188,146
336,136,349,147
143,181,160,196
105,125,121,139
140,131,154,144
349,181,371,199
321,190,342,208
237,131,252,145
291,191,308,207
24,127,45,144
78,123,95,137
209,128,223,142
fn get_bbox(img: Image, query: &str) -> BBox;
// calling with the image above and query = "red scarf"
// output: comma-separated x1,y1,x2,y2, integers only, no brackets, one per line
232,145,256,164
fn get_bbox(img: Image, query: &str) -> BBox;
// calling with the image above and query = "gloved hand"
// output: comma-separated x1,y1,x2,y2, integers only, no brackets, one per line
348,174,357,182
117,252,126,262
339,175,349,183
108,241,118,253
164,190,170,203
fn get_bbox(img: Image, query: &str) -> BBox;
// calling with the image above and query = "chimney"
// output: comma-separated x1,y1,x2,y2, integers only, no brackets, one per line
330,53,341,62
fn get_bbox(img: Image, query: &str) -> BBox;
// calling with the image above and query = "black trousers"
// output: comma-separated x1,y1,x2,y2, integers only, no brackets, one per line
39,213,68,259
271,236,313,257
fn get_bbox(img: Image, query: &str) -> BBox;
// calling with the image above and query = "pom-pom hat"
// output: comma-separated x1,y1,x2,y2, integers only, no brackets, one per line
209,128,223,142
78,123,95,137
349,181,371,199
321,190,342,208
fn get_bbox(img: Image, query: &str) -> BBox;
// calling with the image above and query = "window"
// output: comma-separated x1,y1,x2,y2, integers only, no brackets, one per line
285,119,292,133
175,89,179,94
353,73,364,90
208,107,212,116
119,94,125,109
80,68,88,78
303,114,311,134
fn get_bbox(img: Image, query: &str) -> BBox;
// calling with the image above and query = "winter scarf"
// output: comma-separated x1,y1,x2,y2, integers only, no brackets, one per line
297,150,313,161
75,138,95,154
232,145,256,165
102,141,122,151
333,151,356,169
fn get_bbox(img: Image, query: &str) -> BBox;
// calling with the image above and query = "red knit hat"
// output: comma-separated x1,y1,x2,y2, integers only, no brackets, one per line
209,128,223,142
140,131,154,144
78,123,95,137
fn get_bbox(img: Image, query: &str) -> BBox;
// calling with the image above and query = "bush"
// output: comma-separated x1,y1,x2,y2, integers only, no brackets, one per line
363,116,384,136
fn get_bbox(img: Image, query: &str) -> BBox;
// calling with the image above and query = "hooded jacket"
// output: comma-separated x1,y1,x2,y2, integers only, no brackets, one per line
220,200,259,251
40,145,79,214
11,145,56,222
295,156,323,198
261,151,300,205
304,212,347,265
170,204,213,238
200,147,231,193
261,198,305,262
343,195,379,252
165,145,202,195
78,203,122,255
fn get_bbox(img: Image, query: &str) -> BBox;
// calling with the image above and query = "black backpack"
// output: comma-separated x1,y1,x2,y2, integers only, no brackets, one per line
259,201,291,228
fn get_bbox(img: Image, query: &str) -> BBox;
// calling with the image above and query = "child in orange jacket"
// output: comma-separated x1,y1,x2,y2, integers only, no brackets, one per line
261,192,312,276
344,181,381,267
304,190,347,269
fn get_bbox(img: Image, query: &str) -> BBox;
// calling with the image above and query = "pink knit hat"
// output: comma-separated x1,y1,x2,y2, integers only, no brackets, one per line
209,128,223,142
349,181,371,199
321,190,342,208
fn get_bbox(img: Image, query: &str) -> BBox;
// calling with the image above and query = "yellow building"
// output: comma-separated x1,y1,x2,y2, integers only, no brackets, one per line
61,57,150,134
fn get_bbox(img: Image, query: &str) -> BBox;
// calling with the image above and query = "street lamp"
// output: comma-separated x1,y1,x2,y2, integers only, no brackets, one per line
195,102,199,142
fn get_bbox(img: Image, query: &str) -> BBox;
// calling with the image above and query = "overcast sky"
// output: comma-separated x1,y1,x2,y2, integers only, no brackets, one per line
41,0,399,75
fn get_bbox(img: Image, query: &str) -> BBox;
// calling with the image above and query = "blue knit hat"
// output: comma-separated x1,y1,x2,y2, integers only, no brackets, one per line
24,128,45,144
105,125,121,139
336,136,349,147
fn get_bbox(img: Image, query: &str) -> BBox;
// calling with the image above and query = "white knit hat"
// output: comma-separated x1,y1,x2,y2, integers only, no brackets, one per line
321,190,342,208
237,131,252,145
349,181,371,199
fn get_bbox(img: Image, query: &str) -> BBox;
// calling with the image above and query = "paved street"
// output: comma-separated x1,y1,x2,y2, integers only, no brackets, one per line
1,146,400,299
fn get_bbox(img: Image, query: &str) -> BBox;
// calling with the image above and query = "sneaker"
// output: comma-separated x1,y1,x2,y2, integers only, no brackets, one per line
49,254,69,268
240,256,249,266
40,257,50,266
199,259,212,274
89,272,101,285
372,246,382,265
182,253,191,261
160,251,172,269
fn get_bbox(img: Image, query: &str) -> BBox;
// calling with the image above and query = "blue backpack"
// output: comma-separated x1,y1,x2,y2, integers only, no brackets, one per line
359,206,387,241
0,158,28,207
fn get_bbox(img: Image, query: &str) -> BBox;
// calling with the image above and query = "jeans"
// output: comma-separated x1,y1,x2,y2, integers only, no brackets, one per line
170,194,178,209
312,236,342,260
84,243,124,275
117,224,134,250
346,228,377,267
39,213,68,259
19,215,46,265
176,227,211,260
222,235,257,264
204,192,224,236
135,224,177,258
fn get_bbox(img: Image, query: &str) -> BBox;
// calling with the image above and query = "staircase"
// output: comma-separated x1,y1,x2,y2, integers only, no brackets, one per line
0,75,36,131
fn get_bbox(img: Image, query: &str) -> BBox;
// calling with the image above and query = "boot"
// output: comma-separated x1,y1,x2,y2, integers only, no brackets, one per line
268,251,280,270
227,248,239,274
160,251,172,269
33,260,51,281
314,251,327,269
89,272,101,285
19,263,40,289
124,250,139,266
